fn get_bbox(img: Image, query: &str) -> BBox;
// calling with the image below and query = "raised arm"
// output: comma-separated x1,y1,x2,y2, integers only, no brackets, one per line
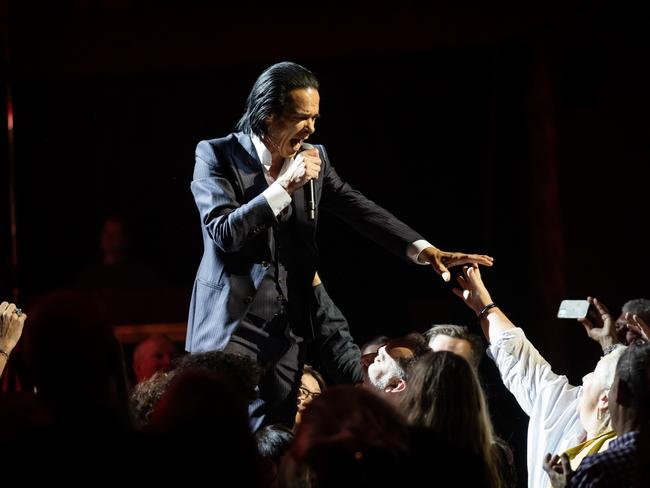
311,273,363,385
451,264,514,341
318,147,493,281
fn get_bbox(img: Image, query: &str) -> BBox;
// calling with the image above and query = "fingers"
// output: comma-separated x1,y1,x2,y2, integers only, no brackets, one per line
543,453,559,473
591,297,610,316
3,303,16,316
628,313,650,341
445,253,494,268
560,453,571,474
441,267,451,283
0,301,8,314
543,454,564,474
631,313,650,329
302,152,321,181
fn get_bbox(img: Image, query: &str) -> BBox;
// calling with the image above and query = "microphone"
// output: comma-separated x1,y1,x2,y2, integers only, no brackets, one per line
299,142,316,221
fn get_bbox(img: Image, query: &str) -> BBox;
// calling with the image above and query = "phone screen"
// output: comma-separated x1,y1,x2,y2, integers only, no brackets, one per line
557,299,590,319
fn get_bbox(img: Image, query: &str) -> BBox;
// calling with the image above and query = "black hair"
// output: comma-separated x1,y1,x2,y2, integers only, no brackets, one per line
236,61,319,137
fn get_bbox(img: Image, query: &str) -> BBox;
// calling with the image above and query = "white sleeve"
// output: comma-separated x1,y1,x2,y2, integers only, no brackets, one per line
487,328,581,417
407,239,434,265
262,181,292,216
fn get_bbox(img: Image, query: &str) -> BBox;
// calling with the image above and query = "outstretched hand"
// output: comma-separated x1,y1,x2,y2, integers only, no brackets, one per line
578,297,618,351
451,264,494,316
625,312,650,343
543,453,573,488
419,247,493,282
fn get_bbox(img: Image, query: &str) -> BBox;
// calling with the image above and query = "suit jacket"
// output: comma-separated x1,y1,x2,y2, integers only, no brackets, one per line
311,283,363,385
186,132,423,353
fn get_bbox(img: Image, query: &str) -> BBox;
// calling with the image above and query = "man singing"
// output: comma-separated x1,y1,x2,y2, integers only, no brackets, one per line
187,61,493,430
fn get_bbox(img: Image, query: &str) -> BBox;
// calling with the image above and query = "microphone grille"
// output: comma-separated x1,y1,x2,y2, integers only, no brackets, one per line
300,142,315,151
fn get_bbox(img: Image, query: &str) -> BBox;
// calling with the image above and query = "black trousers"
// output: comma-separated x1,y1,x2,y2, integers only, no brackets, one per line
224,311,306,432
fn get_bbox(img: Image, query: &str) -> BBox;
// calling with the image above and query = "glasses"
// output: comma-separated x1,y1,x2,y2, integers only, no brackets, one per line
360,337,420,370
297,386,321,403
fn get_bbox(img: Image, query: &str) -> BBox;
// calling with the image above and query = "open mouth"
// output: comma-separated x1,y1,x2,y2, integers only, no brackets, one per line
290,138,302,150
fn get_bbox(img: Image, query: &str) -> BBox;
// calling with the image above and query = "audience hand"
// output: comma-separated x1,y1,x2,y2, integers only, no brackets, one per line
625,312,650,343
0,301,27,357
578,297,618,351
543,453,573,488
451,264,494,315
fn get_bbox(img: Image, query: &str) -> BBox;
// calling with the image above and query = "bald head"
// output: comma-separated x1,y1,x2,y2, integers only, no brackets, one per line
133,334,177,383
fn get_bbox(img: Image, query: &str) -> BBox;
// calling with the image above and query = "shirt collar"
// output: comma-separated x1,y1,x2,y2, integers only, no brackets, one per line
251,133,273,174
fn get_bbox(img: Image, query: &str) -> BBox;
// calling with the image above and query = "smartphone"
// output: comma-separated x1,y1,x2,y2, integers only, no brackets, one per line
557,299,591,319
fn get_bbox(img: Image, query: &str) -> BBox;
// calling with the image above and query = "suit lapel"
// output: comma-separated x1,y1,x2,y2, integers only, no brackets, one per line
234,132,269,202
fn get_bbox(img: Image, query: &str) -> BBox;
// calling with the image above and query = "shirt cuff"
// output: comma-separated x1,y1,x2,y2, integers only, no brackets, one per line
407,240,434,265
262,182,292,216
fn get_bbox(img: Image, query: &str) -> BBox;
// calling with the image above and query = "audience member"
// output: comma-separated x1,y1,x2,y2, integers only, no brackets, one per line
295,364,326,425
256,424,295,487
132,334,178,383
282,385,413,487
400,350,507,488
544,343,650,487
425,323,484,370
453,265,627,488
77,215,160,289
365,334,428,402
147,367,264,485
310,272,363,385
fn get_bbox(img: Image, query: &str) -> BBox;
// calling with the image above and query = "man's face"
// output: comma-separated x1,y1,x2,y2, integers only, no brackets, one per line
429,335,473,365
264,87,320,159
134,338,177,383
295,372,322,424
367,346,403,390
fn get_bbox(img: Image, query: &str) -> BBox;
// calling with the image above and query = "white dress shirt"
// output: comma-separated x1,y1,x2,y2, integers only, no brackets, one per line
487,327,585,488
251,134,432,264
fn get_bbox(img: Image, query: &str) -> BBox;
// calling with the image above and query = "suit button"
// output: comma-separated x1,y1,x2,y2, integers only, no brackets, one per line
244,296,253,304
261,261,269,268
276,296,284,301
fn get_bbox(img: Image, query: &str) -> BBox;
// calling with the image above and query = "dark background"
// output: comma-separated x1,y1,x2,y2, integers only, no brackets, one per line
1,1,648,483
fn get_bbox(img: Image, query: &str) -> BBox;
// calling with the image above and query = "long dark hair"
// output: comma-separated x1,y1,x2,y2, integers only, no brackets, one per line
236,61,319,137
399,351,503,488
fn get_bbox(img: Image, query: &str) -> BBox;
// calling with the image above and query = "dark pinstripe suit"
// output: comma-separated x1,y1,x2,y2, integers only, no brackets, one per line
187,132,423,427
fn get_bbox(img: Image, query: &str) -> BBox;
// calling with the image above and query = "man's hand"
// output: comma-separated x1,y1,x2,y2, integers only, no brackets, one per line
418,246,493,282
625,312,650,343
451,264,494,316
0,301,27,356
543,453,573,488
278,148,321,195
578,297,618,351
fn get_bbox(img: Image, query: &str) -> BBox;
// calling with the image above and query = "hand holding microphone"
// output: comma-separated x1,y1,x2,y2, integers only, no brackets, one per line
277,143,321,207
